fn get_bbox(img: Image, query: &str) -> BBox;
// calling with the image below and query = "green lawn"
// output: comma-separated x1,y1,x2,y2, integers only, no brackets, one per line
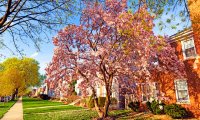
24,109,98,120
24,105,83,114
23,97,155,120
0,100,17,118
23,97,63,108
23,97,98,120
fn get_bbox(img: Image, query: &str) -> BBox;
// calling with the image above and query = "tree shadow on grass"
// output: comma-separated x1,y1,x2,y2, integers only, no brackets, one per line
0,105,9,108
108,110,148,120
116,112,148,120
110,111,164,120
22,97,42,102
112,112,130,119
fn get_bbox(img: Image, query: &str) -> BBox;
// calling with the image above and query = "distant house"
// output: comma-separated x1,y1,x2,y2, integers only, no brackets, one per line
75,78,120,107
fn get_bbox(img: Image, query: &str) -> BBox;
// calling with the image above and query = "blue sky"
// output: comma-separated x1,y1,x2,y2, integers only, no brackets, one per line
0,3,191,74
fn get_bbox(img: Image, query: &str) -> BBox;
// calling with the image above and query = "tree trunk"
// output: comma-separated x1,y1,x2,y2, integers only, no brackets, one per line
3,96,5,106
91,87,104,119
103,91,111,118
15,88,19,99
11,88,19,101
11,93,15,101
94,97,104,118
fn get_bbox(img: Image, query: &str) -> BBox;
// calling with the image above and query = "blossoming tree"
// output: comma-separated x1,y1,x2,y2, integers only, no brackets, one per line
45,0,185,118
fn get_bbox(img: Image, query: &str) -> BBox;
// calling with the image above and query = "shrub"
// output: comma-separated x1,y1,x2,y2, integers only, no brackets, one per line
50,97,60,101
111,97,118,105
80,98,87,107
128,101,140,112
39,94,51,100
87,96,95,108
66,95,80,104
81,98,86,103
164,104,188,119
146,100,164,114
71,91,77,96
146,101,152,112
98,97,106,107
86,96,117,108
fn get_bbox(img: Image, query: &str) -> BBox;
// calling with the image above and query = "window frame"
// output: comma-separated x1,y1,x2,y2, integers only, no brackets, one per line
181,38,197,60
141,82,159,102
141,83,150,102
174,79,190,104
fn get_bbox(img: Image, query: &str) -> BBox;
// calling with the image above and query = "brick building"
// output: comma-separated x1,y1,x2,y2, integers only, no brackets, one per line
168,27,200,117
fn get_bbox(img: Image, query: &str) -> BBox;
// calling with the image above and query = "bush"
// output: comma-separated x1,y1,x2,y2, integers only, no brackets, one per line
128,101,140,112
71,91,77,96
50,97,60,101
86,96,117,108
146,100,164,114
39,94,51,100
164,104,188,119
81,98,86,103
98,97,106,107
146,101,152,112
87,96,95,108
111,97,118,105
80,98,87,107
66,95,80,104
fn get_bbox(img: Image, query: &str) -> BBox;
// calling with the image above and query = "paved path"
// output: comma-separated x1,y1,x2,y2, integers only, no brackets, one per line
1,97,23,120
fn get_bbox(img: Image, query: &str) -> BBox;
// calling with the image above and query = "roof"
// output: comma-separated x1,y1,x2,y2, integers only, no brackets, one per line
168,27,193,43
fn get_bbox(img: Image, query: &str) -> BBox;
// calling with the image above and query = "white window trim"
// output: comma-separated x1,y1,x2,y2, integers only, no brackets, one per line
174,79,190,104
141,82,159,102
152,82,159,100
181,37,197,60
141,83,149,102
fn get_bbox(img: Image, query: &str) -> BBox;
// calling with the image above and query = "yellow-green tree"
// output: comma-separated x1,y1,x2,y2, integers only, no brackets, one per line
1,57,39,100
0,66,15,99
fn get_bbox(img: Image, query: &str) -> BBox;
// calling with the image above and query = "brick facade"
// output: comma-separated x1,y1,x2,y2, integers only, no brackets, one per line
169,27,200,117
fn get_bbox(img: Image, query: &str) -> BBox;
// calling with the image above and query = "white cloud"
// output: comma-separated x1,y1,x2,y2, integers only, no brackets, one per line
30,52,38,58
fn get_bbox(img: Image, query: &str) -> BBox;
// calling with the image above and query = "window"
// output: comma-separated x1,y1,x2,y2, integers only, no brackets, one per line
141,83,149,101
152,82,160,98
141,82,159,101
181,38,196,59
174,80,190,103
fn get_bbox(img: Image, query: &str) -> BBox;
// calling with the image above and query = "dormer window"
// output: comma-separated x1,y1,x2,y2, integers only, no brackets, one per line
181,38,196,59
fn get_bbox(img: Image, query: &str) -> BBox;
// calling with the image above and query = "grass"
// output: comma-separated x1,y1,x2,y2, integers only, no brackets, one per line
24,105,83,114
109,111,173,120
23,97,133,120
23,97,172,120
24,109,98,120
23,97,63,108
23,97,97,120
109,109,132,119
0,100,17,118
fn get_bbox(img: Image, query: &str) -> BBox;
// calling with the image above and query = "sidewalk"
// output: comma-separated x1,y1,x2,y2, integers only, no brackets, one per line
1,97,23,120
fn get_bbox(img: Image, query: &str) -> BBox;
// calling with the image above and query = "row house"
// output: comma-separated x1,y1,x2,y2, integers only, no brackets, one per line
118,27,200,117
167,27,200,117
137,27,200,117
